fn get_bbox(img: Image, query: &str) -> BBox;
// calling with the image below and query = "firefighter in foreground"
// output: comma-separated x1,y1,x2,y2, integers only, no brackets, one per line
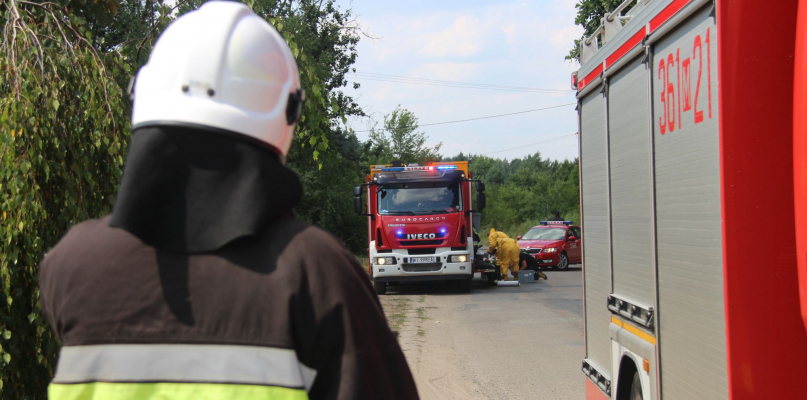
487,228,521,281
38,3,418,399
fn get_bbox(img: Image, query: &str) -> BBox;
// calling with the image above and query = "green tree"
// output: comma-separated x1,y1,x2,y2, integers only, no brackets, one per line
454,153,580,237
289,131,369,253
367,106,442,165
566,0,636,62
1,0,131,396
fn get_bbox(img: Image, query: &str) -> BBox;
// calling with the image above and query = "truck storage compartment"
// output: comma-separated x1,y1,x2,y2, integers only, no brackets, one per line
580,86,612,382
608,55,654,309
651,6,726,399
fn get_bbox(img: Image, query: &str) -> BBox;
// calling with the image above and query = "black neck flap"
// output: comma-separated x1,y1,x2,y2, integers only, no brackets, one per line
110,125,303,253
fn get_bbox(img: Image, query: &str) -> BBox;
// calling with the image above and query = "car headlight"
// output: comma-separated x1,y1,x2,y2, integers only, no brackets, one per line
543,248,557,253
449,254,469,263
375,257,396,265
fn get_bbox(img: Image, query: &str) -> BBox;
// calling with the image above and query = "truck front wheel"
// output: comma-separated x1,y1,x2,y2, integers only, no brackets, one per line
374,280,387,295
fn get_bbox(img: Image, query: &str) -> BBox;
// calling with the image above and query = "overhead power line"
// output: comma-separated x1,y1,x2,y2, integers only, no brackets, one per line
350,73,574,94
354,103,576,133
485,133,577,156
349,72,575,94
349,78,556,93
354,72,574,92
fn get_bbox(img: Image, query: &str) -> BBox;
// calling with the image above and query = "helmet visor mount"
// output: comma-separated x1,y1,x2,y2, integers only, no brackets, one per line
286,88,305,125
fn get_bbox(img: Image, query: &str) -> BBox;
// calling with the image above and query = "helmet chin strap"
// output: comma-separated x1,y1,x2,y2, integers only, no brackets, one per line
286,88,305,125
127,76,136,102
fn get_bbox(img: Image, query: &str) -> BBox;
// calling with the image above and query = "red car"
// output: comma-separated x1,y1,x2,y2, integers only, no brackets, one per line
516,221,581,270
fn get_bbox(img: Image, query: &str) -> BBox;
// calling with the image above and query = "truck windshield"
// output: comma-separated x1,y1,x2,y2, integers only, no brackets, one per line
378,182,462,215
522,228,566,240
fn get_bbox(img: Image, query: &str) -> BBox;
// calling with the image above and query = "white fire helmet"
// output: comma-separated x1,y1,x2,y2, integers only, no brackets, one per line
131,1,303,161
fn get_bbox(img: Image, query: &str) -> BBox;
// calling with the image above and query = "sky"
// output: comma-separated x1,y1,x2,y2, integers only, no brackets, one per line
334,0,584,161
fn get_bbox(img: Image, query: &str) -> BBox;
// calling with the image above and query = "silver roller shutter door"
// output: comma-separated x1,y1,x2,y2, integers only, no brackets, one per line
580,87,611,377
651,6,726,400
608,56,655,307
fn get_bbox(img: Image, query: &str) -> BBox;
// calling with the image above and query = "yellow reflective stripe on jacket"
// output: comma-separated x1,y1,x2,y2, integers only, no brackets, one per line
53,344,316,390
49,382,308,400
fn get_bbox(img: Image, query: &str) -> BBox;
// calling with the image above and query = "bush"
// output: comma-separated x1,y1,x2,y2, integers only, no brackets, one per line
1,2,131,397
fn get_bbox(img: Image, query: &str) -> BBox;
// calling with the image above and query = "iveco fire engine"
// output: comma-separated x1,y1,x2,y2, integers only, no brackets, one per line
353,161,486,295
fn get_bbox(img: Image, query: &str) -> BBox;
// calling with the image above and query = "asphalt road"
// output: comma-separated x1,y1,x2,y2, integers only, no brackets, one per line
379,267,585,400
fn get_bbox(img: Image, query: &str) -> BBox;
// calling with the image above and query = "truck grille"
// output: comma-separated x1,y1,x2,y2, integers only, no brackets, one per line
400,240,443,246
407,248,436,255
401,263,443,272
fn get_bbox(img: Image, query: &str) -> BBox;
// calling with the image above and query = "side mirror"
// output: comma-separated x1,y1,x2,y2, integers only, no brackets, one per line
477,182,486,192
477,192,486,210
568,236,578,241
353,185,363,215
517,236,522,240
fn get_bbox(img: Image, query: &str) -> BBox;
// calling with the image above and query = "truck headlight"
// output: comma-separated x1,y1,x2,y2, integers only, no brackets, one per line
543,248,557,253
449,254,469,263
375,257,396,265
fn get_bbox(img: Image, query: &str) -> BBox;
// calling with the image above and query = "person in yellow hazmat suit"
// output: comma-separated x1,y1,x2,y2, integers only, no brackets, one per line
487,228,521,281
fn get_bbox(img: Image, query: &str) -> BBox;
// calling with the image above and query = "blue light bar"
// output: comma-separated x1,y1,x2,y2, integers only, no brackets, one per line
540,221,573,225
381,167,406,172
436,165,457,170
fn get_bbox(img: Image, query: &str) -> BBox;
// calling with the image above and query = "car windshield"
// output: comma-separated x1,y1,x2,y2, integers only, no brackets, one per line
522,227,566,240
378,182,462,215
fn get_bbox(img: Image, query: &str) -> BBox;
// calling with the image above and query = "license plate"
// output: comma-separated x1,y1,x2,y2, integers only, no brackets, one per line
409,256,436,264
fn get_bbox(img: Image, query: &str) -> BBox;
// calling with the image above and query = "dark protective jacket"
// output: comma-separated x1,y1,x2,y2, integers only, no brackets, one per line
40,126,418,400
519,250,541,271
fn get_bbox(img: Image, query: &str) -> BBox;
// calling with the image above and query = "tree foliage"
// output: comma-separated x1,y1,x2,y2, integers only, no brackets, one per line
1,0,131,396
566,0,636,62
367,106,443,165
444,153,580,238
289,128,369,253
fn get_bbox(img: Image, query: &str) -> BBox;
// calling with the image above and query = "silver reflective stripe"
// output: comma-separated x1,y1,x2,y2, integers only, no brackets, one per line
53,344,318,391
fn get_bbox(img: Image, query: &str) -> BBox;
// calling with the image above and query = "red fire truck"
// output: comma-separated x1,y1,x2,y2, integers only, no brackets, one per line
353,161,486,295
572,0,807,399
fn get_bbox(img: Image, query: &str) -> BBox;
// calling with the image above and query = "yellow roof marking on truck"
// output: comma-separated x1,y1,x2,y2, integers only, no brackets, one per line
369,161,469,180
611,316,656,345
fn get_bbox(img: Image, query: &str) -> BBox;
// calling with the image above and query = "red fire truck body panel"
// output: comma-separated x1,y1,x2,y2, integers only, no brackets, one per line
795,0,807,333
717,1,807,398
574,0,807,399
